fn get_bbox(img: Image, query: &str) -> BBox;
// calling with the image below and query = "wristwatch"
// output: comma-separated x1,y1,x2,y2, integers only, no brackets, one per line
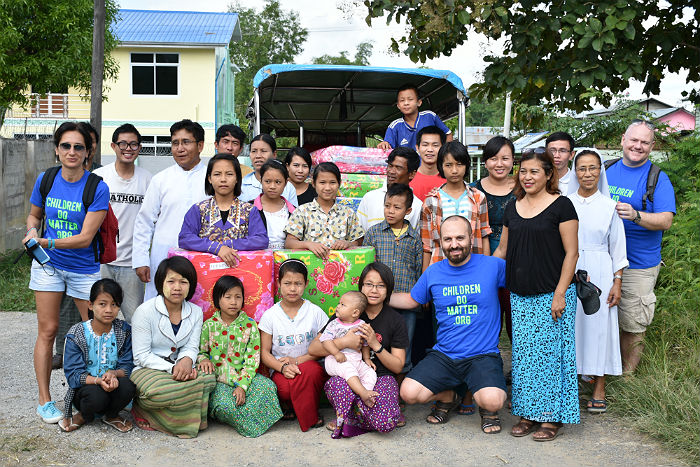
632,210,642,224
613,274,623,281
374,344,385,354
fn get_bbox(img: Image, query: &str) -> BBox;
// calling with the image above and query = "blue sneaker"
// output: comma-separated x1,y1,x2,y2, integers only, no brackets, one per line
37,401,63,424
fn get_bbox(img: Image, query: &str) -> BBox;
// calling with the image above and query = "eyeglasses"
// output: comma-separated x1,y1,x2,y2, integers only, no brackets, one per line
548,148,571,155
575,166,601,174
171,139,197,147
59,142,86,152
116,141,141,150
631,119,655,130
361,282,386,291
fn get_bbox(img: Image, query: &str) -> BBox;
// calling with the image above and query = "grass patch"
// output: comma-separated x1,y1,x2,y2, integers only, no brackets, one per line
605,135,700,465
0,249,35,312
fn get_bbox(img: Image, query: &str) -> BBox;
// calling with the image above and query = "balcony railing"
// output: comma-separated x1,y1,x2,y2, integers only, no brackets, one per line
6,93,91,119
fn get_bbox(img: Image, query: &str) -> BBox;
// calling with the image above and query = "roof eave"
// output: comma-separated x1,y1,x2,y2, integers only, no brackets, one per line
117,41,228,48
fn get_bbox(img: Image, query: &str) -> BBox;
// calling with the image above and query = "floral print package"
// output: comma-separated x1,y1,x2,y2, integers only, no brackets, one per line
168,248,275,323
273,247,376,317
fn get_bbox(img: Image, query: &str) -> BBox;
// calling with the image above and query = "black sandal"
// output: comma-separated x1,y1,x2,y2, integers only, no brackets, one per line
310,415,325,429
479,408,502,434
426,400,453,424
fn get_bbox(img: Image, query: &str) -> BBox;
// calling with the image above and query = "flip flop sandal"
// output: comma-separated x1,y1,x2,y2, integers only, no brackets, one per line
479,408,502,434
282,408,297,421
510,418,539,437
102,417,133,433
58,418,82,433
325,420,337,431
587,399,608,414
457,403,476,415
426,400,453,424
311,416,325,429
533,423,563,442
131,408,155,431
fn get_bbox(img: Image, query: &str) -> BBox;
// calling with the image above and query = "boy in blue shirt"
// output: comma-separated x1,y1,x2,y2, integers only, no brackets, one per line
378,84,453,150
391,215,506,434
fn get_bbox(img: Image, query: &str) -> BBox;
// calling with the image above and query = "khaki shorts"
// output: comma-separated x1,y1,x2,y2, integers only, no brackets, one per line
618,264,661,333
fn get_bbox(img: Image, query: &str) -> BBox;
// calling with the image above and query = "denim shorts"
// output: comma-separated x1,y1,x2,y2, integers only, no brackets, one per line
29,261,101,301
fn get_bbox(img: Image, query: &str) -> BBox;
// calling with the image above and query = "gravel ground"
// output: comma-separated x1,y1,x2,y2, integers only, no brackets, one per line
0,312,686,467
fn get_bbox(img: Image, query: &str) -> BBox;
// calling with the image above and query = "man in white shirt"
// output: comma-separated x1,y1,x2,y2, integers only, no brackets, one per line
94,124,152,322
545,131,576,195
357,147,423,230
132,119,209,300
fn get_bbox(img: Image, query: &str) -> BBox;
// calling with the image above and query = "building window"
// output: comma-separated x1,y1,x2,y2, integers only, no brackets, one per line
131,53,179,95
140,135,172,156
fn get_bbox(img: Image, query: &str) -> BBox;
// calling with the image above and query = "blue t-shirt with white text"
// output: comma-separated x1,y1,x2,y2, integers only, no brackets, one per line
606,159,675,269
30,169,110,273
410,254,505,360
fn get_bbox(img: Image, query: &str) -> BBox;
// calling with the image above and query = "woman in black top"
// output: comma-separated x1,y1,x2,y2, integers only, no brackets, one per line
494,148,579,441
309,262,408,438
285,147,317,205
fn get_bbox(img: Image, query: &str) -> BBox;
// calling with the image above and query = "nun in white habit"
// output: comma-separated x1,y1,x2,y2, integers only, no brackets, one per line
567,148,628,413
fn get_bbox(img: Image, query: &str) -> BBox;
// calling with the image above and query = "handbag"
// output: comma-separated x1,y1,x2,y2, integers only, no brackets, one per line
575,269,602,315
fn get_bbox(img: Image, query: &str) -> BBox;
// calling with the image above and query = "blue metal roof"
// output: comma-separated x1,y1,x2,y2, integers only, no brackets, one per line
113,9,241,46
253,64,467,94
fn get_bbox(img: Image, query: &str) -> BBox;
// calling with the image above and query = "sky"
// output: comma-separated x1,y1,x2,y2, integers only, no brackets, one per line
118,0,696,112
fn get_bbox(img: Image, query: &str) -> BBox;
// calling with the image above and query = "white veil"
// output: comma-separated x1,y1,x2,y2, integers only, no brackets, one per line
566,148,610,198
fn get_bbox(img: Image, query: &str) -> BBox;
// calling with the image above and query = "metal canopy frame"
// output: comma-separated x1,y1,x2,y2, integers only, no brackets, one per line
249,64,468,147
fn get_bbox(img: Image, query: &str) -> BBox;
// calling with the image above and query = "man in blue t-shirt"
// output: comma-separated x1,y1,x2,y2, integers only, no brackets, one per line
377,84,452,150
606,120,675,374
390,215,507,433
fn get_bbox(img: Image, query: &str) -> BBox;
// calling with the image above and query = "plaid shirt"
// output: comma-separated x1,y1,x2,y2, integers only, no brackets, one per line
363,220,423,293
421,184,491,265
285,198,364,246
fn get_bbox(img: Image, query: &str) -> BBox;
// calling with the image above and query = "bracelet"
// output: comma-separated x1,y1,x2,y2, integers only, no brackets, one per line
280,362,289,372
374,344,385,354
26,227,37,234
49,238,55,250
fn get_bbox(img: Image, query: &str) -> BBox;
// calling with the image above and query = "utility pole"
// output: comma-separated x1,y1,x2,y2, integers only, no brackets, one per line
503,94,512,138
90,0,105,165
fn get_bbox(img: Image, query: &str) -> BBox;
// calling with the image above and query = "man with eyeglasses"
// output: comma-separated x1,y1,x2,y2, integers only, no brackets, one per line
605,120,675,374
545,131,576,195
391,216,507,432
93,124,152,322
133,119,209,300
214,124,253,176
357,147,423,230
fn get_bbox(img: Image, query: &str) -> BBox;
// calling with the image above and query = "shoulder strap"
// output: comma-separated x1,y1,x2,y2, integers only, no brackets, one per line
642,163,662,211
39,166,61,203
603,157,621,170
82,172,103,212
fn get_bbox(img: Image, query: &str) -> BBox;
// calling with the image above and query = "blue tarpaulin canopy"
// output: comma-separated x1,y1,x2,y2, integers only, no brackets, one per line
250,64,468,139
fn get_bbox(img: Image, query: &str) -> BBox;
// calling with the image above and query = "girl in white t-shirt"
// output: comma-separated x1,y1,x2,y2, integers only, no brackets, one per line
258,259,328,431
253,160,295,249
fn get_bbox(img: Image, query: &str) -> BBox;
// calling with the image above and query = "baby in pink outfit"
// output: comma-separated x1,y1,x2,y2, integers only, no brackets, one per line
320,291,378,407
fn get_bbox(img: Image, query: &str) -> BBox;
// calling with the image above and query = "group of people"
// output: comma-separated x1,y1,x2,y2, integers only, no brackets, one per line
23,82,675,442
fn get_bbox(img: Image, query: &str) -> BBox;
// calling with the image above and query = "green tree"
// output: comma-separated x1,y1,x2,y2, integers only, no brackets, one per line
228,0,308,133
363,0,699,112
312,40,374,65
0,0,119,128
465,97,506,127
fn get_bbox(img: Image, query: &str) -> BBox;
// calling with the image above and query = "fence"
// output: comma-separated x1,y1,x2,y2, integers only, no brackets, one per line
0,138,56,253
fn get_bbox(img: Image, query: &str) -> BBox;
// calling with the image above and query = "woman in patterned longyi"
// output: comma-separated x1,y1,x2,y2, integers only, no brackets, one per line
198,275,282,437
494,148,580,442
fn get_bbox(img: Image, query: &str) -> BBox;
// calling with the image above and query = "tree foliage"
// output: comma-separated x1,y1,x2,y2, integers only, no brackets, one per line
228,0,308,133
363,0,700,112
312,41,374,66
0,0,120,126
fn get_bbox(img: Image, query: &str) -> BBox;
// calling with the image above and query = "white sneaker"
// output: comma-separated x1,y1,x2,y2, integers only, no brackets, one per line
37,401,63,424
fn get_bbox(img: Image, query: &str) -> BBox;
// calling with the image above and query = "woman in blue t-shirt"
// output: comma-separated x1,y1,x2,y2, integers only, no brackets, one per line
23,122,110,424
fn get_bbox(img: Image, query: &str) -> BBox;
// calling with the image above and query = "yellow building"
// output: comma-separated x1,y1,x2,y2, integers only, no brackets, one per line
2,9,241,157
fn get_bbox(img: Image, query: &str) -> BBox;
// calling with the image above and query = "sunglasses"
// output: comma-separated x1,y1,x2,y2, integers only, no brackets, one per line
631,119,656,130
522,147,547,157
59,142,87,152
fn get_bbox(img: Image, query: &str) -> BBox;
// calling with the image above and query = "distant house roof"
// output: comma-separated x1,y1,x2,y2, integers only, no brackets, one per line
584,97,678,118
113,9,242,46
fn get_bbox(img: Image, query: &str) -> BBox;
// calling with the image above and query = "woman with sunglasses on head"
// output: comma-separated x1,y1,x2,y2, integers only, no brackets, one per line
567,149,627,414
494,148,580,441
22,122,110,424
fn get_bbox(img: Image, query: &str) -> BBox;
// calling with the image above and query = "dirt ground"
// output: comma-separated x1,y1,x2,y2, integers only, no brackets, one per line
0,312,686,467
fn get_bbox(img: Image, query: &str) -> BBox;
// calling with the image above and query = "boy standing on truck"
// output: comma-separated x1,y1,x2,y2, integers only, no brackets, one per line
378,84,453,151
